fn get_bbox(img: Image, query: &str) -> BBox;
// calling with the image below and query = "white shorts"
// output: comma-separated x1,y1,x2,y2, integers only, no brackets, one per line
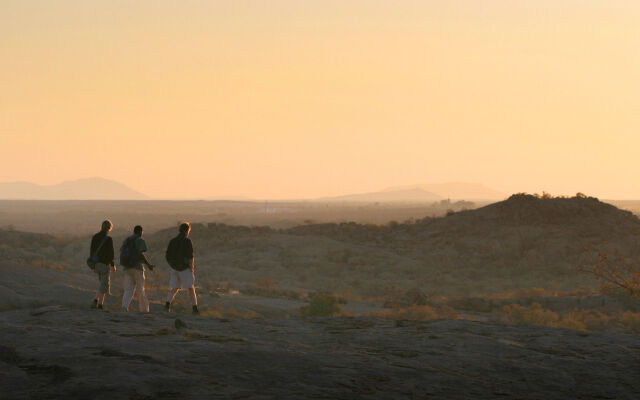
169,269,195,289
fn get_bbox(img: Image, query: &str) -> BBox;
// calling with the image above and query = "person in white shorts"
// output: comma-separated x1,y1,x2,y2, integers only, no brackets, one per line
164,222,198,314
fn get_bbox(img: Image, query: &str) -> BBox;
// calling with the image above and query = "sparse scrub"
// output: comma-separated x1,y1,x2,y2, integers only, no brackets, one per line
617,311,640,333
579,248,640,297
299,293,343,317
482,287,546,299
496,303,640,333
498,303,583,330
226,308,260,319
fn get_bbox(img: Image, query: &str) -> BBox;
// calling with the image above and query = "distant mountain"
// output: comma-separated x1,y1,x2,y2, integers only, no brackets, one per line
383,183,505,201
0,178,149,200
317,183,504,203
318,188,443,203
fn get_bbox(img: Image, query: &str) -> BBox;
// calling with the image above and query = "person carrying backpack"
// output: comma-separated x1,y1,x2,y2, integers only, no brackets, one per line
89,220,115,310
164,222,199,314
120,225,155,312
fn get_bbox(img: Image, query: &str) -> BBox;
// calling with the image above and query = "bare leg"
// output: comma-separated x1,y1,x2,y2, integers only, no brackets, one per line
187,287,198,306
122,270,136,311
136,270,149,312
166,288,179,304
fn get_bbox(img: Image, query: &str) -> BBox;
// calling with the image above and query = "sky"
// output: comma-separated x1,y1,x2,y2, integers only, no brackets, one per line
1,1,640,199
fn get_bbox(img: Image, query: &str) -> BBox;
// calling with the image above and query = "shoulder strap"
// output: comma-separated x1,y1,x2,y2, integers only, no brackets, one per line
94,235,109,255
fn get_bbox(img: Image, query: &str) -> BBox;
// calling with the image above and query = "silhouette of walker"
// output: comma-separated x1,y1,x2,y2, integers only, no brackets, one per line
165,222,199,314
88,220,115,310
120,225,155,312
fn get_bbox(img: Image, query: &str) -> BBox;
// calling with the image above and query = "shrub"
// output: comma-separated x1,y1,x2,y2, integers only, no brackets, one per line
617,311,640,333
578,248,640,297
299,294,343,317
499,303,559,326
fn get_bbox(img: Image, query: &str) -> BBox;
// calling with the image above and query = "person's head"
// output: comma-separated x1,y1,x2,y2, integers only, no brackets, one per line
101,220,113,233
179,222,191,236
133,225,143,236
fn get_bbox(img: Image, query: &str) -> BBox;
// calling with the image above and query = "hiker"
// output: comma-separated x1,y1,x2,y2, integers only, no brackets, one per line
120,225,155,312
165,222,199,314
89,220,115,310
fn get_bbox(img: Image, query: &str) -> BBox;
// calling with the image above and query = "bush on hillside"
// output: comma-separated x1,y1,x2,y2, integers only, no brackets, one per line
299,294,343,317
578,248,640,297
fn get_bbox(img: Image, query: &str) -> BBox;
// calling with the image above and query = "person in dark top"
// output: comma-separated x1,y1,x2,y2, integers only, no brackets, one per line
90,220,116,310
121,225,155,312
165,222,198,314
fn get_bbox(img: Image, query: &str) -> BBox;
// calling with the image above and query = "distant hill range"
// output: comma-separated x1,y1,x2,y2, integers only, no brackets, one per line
319,188,443,203
383,183,505,201
0,178,149,200
319,182,505,203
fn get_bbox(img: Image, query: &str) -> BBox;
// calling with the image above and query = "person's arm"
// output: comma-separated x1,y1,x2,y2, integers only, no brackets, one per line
186,239,194,271
89,236,98,273
107,237,116,271
140,252,153,267
89,235,97,257
165,239,174,264
140,251,156,271
138,238,156,271
137,239,155,270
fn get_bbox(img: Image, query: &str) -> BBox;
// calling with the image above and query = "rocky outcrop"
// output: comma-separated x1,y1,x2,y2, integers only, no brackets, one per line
1,308,639,399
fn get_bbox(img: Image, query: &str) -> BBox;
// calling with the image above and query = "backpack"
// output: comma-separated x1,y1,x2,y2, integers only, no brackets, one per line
166,236,189,271
119,236,139,268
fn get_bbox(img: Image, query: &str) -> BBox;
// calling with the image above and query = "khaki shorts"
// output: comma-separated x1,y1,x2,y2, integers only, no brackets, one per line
95,263,111,294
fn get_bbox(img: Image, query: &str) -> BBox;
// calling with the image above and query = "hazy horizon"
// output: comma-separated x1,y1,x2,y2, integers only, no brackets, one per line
3,176,640,202
2,1,640,199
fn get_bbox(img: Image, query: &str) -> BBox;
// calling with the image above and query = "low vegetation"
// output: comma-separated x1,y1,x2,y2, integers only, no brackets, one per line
3,194,640,333
495,302,640,333
578,247,640,297
299,294,344,317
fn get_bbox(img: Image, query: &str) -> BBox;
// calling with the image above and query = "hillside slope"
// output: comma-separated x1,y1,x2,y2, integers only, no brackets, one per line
3,195,639,297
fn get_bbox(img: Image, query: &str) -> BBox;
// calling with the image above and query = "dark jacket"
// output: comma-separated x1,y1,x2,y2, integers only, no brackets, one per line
165,233,194,271
90,231,115,266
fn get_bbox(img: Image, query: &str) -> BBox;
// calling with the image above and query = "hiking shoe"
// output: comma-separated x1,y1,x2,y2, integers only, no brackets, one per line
91,299,98,309
192,305,199,315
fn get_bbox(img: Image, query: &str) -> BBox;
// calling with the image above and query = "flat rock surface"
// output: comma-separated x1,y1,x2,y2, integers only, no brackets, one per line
1,308,639,399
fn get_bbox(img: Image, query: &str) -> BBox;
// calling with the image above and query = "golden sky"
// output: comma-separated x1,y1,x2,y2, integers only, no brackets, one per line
1,1,640,199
